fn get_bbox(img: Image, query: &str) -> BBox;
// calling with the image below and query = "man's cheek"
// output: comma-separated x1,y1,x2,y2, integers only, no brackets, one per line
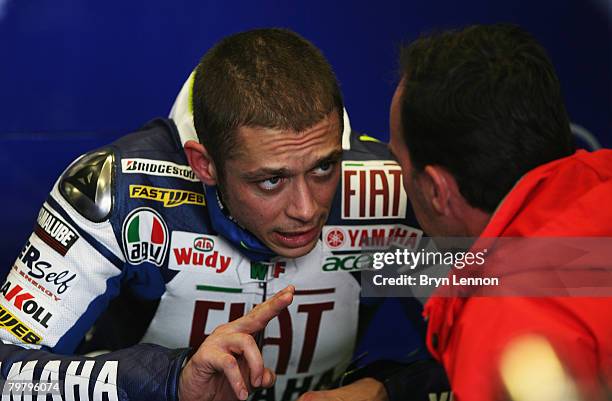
321,182,339,209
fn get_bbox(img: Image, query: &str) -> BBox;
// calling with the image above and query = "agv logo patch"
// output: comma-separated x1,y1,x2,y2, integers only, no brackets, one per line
122,208,169,266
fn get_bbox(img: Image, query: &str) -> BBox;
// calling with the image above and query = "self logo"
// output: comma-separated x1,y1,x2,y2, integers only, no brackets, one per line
18,241,77,295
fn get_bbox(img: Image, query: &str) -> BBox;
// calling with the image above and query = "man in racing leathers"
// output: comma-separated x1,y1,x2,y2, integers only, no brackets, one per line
0,29,448,401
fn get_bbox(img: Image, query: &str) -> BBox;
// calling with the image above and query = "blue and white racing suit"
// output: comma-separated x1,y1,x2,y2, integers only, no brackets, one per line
0,74,445,401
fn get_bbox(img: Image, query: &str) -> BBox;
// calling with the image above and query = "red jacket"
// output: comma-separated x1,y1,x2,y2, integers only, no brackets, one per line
424,150,612,400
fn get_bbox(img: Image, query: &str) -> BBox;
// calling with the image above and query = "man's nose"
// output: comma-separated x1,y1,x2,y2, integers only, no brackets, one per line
286,177,317,223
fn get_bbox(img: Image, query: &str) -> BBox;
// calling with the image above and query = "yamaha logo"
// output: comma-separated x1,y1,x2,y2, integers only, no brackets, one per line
325,228,346,249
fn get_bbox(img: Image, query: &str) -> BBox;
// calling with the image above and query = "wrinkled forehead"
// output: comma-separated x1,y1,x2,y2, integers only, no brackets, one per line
232,112,342,161
227,115,342,170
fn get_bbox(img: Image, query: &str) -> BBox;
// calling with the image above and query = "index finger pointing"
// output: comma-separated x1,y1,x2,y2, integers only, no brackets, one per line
230,285,295,334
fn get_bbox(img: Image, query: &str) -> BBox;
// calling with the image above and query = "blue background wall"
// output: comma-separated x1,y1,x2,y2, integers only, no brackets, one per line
0,0,610,267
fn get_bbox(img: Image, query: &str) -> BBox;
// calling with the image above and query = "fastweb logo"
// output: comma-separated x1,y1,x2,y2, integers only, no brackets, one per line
129,185,205,208
122,208,169,266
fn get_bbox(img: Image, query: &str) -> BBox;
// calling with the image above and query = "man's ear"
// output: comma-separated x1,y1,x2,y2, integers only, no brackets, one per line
422,165,452,216
184,140,218,186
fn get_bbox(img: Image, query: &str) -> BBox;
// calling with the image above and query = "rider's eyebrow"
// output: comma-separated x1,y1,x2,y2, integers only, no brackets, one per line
240,149,343,181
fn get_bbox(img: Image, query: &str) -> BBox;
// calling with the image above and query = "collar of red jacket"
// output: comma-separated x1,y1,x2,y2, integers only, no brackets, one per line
423,149,612,360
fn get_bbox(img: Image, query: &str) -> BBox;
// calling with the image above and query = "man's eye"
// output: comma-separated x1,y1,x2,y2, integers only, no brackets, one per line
257,177,283,191
313,161,335,176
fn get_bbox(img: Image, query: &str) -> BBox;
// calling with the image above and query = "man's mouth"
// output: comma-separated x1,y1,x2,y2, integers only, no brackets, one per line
273,226,320,248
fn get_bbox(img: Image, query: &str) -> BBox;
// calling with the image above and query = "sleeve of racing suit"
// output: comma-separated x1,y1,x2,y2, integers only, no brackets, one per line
0,149,190,401
0,341,190,401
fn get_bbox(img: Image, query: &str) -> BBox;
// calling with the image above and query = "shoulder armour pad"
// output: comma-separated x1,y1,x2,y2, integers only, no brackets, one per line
59,149,115,222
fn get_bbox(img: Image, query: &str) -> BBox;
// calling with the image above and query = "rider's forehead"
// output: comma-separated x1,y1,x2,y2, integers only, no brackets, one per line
228,114,342,175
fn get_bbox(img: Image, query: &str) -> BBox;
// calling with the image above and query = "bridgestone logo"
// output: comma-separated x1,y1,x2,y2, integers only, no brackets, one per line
35,206,79,256
122,158,198,181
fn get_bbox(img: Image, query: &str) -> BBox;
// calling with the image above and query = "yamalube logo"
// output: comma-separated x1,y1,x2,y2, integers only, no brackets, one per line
35,205,79,256
122,208,169,266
